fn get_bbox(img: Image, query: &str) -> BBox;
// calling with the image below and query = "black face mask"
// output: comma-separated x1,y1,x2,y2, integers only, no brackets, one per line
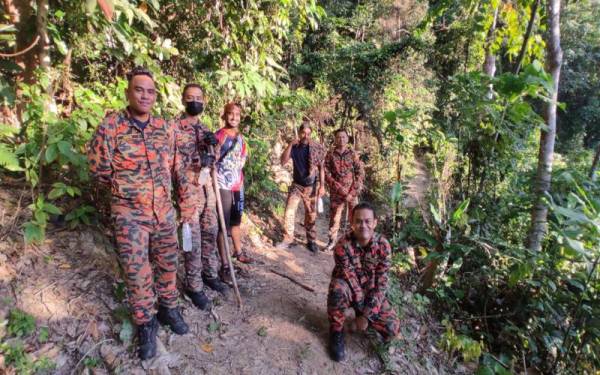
185,101,204,116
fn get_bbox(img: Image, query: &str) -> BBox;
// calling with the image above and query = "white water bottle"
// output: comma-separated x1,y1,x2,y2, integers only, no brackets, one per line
182,222,192,252
317,197,324,213
198,167,210,185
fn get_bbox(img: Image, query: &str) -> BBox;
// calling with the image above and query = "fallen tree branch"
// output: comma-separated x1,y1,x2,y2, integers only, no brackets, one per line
0,35,40,57
71,338,114,375
270,268,315,292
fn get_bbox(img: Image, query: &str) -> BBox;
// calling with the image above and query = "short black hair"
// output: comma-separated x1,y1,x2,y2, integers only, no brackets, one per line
182,83,204,97
298,122,312,133
334,128,348,136
126,66,153,82
351,202,376,218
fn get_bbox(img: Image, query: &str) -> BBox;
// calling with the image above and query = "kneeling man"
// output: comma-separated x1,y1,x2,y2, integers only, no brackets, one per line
327,202,400,362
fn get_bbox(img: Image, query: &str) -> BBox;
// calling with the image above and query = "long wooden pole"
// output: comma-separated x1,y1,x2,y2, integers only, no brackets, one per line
210,146,243,308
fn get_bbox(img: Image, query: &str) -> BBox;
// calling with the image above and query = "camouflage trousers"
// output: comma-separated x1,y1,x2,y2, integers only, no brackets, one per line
186,185,220,291
328,194,358,243
327,278,400,341
283,183,317,242
113,208,179,325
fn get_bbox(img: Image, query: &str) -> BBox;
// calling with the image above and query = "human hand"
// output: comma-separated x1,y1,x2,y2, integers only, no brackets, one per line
204,131,218,146
179,216,194,225
200,153,216,168
318,185,325,197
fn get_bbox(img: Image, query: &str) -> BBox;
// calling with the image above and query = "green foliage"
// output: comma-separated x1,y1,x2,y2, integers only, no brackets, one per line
0,341,55,374
244,136,278,198
7,309,36,338
421,172,600,372
207,321,221,334
556,1,600,150
257,326,268,337
0,143,22,172
1,309,54,374
439,320,483,362
476,353,513,375
0,0,598,372
83,356,100,368
38,327,49,344
113,306,134,345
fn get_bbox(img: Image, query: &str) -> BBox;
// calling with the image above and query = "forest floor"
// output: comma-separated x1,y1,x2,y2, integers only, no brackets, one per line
0,180,471,374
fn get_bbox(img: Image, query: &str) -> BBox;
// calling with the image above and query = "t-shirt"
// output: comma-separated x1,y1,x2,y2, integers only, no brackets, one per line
291,143,314,186
215,128,247,191
130,117,149,131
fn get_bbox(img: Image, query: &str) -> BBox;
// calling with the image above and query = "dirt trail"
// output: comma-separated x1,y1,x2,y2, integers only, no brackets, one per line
0,184,464,374
168,206,385,374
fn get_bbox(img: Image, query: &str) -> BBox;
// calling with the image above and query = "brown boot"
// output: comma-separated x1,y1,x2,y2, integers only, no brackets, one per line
219,266,234,286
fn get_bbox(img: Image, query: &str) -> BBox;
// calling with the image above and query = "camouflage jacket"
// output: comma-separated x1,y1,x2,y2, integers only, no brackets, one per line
331,232,392,320
171,115,212,181
300,139,325,184
87,109,196,221
324,147,365,197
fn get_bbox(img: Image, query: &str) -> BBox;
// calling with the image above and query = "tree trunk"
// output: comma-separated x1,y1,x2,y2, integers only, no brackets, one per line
514,0,540,75
590,143,600,182
3,0,36,83
483,5,499,78
420,228,444,291
527,0,563,252
35,0,53,195
36,0,50,72
3,0,36,123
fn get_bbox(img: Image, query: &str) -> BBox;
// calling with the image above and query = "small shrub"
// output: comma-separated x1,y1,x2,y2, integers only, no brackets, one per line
7,309,35,337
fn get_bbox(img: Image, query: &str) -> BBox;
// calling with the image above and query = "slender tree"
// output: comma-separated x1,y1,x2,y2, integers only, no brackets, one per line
514,0,540,75
527,0,563,251
483,5,499,78
590,143,600,182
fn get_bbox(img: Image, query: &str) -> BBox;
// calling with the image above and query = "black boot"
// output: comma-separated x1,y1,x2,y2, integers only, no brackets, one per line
307,241,319,253
329,331,346,362
202,275,230,298
219,266,234,285
138,317,158,360
186,289,212,310
157,306,189,335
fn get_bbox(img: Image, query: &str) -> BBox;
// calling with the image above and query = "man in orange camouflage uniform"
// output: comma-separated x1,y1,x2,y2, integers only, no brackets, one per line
327,202,400,362
277,123,326,253
88,67,194,360
172,83,230,306
324,129,365,251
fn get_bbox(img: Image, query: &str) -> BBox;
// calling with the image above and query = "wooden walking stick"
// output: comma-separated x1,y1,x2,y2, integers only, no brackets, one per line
209,145,243,308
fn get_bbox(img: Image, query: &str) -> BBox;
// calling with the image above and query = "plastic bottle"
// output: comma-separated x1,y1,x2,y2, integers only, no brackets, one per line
317,196,324,213
198,167,210,185
182,222,192,252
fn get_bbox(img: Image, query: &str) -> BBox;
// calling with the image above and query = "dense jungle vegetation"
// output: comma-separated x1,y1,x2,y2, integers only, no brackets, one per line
0,0,598,373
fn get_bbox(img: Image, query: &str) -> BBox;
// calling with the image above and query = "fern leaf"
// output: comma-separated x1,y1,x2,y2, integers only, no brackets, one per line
0,143,23,171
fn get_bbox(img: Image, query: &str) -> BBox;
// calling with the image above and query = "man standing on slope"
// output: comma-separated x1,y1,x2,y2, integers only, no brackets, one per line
324,128,365,251
88,67,192,360
172,83,230,306
277,122,326,253
214,103,254,285
327,202,400,362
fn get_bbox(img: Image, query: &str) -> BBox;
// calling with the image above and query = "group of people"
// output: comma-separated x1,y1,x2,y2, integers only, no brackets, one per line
87,67,399,364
